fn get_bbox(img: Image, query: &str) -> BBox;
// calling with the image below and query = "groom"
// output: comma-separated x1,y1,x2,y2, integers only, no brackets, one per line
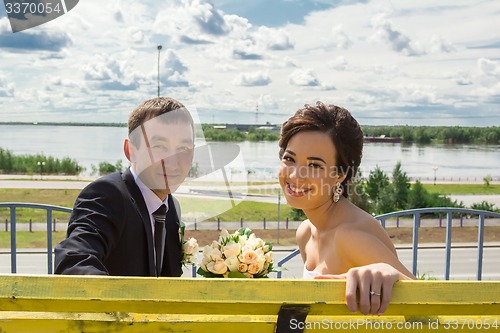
54,97,194,277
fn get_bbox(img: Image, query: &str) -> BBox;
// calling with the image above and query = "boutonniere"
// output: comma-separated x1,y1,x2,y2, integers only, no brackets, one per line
178,220,198,266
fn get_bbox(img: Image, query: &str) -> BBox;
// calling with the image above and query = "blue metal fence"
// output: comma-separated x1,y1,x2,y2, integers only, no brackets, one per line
0,202,72,274
277,207,500,280
2,204,499,279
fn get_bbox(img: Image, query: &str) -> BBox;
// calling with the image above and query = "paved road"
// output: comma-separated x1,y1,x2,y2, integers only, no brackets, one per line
1,246,499,280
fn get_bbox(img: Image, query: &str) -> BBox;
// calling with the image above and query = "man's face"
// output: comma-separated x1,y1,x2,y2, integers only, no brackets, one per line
128,116,194,199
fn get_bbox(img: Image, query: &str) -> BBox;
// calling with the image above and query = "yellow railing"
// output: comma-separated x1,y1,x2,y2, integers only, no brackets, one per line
0,275,499,332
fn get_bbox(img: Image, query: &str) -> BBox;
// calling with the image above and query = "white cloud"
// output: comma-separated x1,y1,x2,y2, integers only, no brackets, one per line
153,0,230,45
128,27,145,44
83,54,142,90
478,58,500,79
328,56,348,71
371,14,425,56
0,0,499,125
0,74,15,97
233,71,271,86
161,49,189,77
454,71,472,86
0,18,11,33
255,26,294,51
331,24,351,49
429,35,456,54
288,69,320,86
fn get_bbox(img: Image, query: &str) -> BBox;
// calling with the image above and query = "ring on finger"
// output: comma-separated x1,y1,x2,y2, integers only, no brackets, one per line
370,290,381,296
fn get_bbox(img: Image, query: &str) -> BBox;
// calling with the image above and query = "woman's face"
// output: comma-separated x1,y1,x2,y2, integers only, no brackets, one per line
278,130,343,210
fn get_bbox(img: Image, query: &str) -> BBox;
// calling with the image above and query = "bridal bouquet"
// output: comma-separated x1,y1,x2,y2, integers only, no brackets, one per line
197,228,278,278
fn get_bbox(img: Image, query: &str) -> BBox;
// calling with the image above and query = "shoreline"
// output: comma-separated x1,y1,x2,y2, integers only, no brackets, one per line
0,173,498,185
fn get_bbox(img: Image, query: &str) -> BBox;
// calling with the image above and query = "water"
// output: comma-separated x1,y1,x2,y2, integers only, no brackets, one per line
1,124,499,181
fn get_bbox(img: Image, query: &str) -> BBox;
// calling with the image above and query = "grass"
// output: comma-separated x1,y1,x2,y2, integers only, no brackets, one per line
177,196,290,222
0,189,291,223
247,183,500,196
0,231,67,248
421,183,500,195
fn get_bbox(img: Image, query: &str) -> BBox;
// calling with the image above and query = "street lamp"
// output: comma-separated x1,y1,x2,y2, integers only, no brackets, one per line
37,161,46,180
157,44,162,97
432,166,438,185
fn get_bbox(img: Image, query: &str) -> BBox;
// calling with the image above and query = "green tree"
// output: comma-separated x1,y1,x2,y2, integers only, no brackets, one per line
93,160,124,176
483,175,492,187
366,166,389,201
391,161,410,210
408,181,428,208
348,172,372,213
374,185,395,214
289,207,306,221
471,201,499,213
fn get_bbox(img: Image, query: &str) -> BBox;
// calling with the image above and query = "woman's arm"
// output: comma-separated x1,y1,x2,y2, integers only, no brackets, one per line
316,227,416,315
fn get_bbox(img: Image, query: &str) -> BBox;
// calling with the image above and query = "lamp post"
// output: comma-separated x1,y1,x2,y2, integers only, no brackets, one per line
157,44,162,97
277,189,281,244
37,161,46,180
432,166,438,185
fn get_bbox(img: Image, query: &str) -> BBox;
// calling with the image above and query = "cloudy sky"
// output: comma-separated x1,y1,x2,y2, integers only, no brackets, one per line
0,0,499,126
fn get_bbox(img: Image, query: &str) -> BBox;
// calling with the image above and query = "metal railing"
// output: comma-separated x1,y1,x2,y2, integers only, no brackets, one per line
277,207,500,280
2,204,500,279
0,202,72,274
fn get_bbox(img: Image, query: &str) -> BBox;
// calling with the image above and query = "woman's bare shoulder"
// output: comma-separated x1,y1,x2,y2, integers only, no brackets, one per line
296,219,312,247
333,209,385,248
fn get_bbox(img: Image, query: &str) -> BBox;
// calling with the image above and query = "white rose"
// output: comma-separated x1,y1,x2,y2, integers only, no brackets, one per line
223,242,241,259
225,257,240,272
238,235,247,247
183,238,198,255
210,248,222,261
199,260,207,272
265,251,273,263
219,229,230,242
202,245,211,260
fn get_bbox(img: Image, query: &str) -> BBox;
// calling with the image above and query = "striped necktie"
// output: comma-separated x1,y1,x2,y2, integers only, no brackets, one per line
152,204,166,276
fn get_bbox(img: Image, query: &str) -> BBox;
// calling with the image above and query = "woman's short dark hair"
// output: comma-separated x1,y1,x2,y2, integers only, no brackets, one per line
279,102,364,198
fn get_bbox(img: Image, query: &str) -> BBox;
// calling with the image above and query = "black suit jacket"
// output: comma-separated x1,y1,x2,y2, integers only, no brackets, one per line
54,168,182,277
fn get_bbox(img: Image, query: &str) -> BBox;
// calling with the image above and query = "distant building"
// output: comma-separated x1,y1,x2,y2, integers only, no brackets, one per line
364,134,401,143
212,125,227,130
214,123,281,132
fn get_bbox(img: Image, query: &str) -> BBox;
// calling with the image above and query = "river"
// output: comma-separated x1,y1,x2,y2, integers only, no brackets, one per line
1,124,499,182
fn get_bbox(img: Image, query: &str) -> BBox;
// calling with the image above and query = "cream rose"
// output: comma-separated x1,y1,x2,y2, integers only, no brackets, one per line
247,263,260,275
238,263,248,273
239,250,259,264
222,242,241,259
207,258,227,275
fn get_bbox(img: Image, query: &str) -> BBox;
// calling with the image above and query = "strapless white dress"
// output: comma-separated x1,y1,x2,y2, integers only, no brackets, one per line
302,264,321,279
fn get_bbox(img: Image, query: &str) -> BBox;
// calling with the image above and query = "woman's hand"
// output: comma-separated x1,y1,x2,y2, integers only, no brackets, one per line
315,263,403,316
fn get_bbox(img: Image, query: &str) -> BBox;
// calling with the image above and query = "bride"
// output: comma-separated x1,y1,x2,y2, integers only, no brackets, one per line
278,102,416,316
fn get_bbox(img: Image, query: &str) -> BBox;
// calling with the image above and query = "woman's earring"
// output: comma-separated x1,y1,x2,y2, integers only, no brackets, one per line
334,182,343,202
